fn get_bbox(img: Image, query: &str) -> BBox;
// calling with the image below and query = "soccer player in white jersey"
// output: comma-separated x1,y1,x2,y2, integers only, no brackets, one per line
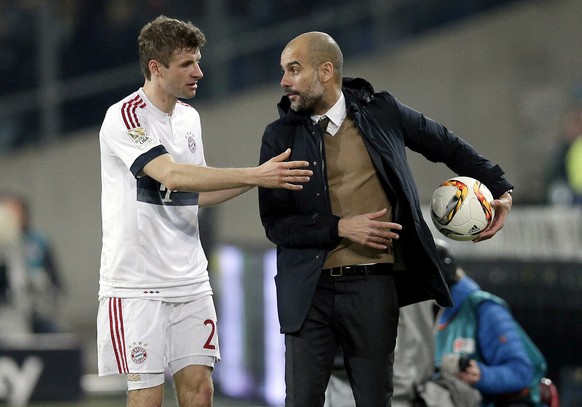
97,15,312,407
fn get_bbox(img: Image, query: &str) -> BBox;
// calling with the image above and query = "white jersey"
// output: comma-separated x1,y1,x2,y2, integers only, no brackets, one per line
99,88,211,300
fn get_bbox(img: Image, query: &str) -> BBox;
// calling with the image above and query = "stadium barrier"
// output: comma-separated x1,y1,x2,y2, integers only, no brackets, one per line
0,334,82,405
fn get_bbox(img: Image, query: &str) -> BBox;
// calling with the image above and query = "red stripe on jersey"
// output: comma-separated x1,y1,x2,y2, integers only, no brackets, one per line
109,298,129,373
121,95,140,129
121,95,146,130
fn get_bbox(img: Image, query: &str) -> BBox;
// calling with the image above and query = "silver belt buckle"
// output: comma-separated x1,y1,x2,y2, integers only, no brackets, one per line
330,266,343,277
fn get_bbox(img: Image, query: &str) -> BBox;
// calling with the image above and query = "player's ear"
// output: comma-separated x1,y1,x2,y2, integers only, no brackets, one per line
149,60,162,77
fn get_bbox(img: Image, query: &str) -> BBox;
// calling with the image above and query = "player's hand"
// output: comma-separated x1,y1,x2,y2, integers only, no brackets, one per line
338,209,402,250
474,191,512,242
257,148,312,190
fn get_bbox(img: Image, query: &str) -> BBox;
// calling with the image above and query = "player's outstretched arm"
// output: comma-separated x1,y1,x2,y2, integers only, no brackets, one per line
199,149,313,206
255,148,312,190
474,191,512,242
143,148,312,194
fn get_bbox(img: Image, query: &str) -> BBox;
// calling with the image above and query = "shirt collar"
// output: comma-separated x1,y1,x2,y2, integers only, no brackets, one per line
311,93,346,136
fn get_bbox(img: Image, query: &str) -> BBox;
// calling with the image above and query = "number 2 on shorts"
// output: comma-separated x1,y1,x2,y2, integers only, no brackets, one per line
203,319,216,350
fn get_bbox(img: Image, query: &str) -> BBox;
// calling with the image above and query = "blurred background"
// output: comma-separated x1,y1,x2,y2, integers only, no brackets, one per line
0,0,581,405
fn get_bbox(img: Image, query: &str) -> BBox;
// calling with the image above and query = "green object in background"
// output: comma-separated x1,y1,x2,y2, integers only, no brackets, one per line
565,136,582,193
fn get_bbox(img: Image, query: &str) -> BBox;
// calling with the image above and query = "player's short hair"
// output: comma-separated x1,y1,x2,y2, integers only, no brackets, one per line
138,15,206,80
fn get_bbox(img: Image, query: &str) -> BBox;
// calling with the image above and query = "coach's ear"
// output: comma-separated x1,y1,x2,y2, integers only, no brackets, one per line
318,61,334,84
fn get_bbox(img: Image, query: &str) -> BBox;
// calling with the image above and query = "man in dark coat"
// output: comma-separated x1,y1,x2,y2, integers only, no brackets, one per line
258,31,514,407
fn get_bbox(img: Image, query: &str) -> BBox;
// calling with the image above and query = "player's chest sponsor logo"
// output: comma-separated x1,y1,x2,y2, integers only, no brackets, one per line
127,127,157,150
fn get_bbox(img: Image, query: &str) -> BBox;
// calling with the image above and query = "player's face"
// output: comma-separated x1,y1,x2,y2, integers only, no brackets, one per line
280,46,326,114
159,48,203,100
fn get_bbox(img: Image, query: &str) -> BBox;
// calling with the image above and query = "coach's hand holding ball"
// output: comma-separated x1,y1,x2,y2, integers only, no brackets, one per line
430,176,510,242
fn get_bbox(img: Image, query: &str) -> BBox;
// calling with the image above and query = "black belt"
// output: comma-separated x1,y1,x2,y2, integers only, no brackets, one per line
323,263,393,277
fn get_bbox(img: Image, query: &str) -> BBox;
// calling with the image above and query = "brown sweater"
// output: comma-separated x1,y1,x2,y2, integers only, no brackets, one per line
323,117,395,269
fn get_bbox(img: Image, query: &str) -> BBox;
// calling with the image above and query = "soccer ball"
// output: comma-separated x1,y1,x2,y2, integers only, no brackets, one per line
430,176,495,241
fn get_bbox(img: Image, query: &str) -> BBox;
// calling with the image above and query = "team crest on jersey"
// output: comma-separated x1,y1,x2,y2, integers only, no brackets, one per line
127,127,156,150
129,342,148,364
186,131,196,153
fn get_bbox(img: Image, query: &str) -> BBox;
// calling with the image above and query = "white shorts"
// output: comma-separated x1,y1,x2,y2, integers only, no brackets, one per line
97,295,220,377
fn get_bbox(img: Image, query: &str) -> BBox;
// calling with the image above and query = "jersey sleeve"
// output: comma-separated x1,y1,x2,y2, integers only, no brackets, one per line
100,104,168,178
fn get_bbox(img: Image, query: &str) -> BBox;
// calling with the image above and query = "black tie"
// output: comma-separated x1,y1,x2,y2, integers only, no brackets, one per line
318,116,330,133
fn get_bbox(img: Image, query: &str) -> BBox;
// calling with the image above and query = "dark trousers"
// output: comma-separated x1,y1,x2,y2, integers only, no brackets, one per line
284,269,400,407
